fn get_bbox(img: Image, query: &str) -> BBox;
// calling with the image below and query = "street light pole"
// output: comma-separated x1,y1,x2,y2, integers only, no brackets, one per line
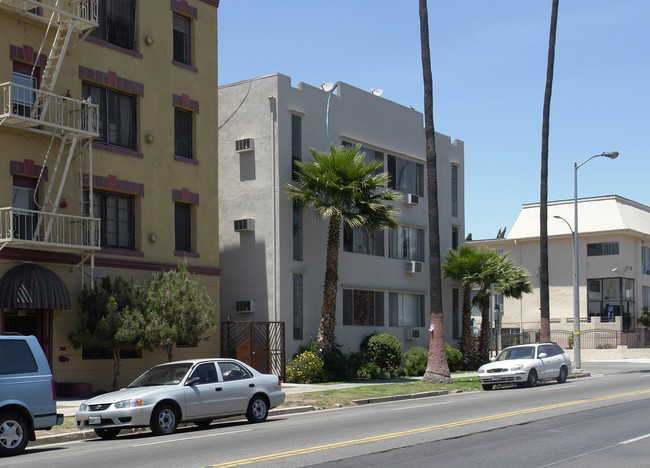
320,82,338,145
572,151,619,371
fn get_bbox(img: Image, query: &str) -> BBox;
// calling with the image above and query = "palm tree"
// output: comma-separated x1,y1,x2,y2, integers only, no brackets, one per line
539,0,560,343
286,144,401,349
442,245,493,368
419,0,451,383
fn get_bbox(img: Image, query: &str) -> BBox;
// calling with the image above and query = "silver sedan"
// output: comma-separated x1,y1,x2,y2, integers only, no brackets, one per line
75,358,285,439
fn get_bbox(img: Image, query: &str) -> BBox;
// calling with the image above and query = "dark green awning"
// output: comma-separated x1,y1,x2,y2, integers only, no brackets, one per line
0,263,70,310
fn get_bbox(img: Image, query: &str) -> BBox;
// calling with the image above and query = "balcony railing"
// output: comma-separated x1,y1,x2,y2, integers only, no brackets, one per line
0,0,98,31
0,207,100,251
1,82,99,138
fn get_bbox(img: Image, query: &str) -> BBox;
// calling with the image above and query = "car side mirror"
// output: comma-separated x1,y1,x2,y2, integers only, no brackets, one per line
538,353,547,359
185,376,201,386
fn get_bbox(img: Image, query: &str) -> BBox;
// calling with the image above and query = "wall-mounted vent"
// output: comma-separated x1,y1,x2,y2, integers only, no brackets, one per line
405,261,423,274
235,300,255,313
405,328,421,340
235,138,254,153
405,193,419,205
234,218,255,232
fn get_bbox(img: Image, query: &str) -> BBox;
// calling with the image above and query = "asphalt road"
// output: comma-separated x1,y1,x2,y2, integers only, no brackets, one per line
5,361,650,467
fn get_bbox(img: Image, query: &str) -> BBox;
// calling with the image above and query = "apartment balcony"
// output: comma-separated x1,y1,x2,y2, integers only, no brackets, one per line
1,82,99,138
0,207,100,252
0,0,98,32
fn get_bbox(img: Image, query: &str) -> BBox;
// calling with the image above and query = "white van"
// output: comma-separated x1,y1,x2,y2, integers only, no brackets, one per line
0,333,63,456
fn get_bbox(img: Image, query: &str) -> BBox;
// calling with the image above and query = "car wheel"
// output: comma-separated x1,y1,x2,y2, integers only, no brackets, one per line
557,366,568,384
246,395,269,423
94,428,121,439
150,403,179,435
195,420,212,428
481,384,493,391
0,412,29,456
526,368,538,387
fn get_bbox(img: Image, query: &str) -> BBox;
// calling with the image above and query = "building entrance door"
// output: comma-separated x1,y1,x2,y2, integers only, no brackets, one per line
2,309,52,365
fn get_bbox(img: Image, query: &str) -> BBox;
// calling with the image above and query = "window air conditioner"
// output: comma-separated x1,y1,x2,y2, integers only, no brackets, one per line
405,193,419,205
405,328,421,340
234,218,255,232
235,138,254,153
405,261,423,274
235,300,255,313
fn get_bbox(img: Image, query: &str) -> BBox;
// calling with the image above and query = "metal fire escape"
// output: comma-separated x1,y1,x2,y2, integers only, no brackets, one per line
0,0,100,286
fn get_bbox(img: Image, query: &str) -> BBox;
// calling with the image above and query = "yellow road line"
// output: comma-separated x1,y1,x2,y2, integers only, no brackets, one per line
205,388,650,468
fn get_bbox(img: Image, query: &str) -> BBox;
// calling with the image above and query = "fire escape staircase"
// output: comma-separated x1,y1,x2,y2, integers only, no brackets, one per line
0,1,101,283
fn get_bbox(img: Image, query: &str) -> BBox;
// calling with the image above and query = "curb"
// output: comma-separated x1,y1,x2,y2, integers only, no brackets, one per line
353,390,448,405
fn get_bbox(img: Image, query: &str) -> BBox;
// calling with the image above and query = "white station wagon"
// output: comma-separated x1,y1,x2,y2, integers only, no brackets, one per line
76,358,285,439
478,343,572,390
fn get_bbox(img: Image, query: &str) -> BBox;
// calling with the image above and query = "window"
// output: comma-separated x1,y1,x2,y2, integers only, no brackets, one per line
12,176,37,240
175,202,191,252
0,340,37,374
452,288,459,339
389,225,425,262
343,289,384,326
343,225,384,256
188,363,218,384
86,191,134,249
587,242,619,256
587,277,635,330
12,62,38,118
451,164,458,217
82,83,136,150
342,141,384,172
293,273,303,340
173,14,191,65
218,361,252,381
643,286,650,310
389,292,424,327
643,246,650,275
91,0,137,50
174,108,193,158
387,154,424,196
452,225,459,250
293,202,303,261
291,114,301,181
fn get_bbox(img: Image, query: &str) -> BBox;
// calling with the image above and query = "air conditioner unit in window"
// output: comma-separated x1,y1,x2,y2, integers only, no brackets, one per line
404,193,419,205
405,261,423,274
405,328,421,340
234,218,255,232
235,138,254,153
235,300,255,313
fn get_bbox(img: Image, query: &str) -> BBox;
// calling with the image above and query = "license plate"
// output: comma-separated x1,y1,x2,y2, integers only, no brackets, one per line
88,415,101,425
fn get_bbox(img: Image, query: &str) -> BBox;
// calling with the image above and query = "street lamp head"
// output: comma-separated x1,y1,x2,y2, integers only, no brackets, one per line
602,151,619,159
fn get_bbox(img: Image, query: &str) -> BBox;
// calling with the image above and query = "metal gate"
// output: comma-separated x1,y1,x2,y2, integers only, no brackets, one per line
221,321,285,381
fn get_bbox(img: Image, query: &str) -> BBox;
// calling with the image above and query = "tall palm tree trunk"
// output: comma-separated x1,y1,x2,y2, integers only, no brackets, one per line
460,285,473,368
539,0,559,343
419,0,451,383
480,294,491,364
317,216,341,348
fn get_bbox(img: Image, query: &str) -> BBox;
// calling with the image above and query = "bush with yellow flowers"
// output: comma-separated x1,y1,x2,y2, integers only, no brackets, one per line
286,351,324,383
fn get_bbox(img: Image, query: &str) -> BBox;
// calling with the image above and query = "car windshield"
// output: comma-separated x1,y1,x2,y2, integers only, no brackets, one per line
495,346,535,361
128,363,193,387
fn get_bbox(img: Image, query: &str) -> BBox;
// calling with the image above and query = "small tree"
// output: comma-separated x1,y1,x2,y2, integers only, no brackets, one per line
140,262,216,361
69,276,140,390
637,306,650,328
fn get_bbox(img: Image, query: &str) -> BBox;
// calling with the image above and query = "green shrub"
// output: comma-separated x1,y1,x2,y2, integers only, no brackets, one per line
309,341,358,381
596,343,612,349
446,343,463,372
404,346,428,376
357,361,382,380
365,333,402,377
286,351,324,383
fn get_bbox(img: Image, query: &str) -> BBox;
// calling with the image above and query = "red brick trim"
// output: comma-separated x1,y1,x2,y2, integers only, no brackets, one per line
171,0,198,19
10,159,48,181
9,44,47,67
83,173,145,197
172,93,199,114
79,66,144,96
172,188,199,206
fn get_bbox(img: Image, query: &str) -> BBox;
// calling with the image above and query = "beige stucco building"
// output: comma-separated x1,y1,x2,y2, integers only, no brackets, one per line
218,73,465,363
471,196,650,348
0,0,221,393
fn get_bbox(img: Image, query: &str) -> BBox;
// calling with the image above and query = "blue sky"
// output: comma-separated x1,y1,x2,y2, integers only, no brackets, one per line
218,1,649,240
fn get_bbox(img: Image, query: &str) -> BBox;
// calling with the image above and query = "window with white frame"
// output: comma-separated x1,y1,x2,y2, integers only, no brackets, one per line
82,83,136,150
389,225,425,262
85,190,135,250
643,246,650,275
343,289,384,326
343,225,384,256
389,292,424,327
387,154,423,196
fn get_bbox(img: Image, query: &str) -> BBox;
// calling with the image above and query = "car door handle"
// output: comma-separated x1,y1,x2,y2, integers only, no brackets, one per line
249,383,255,388
215,387,223,391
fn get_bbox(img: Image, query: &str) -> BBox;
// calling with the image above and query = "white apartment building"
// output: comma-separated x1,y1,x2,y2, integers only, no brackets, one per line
218,73,464,363
471,196,650,348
